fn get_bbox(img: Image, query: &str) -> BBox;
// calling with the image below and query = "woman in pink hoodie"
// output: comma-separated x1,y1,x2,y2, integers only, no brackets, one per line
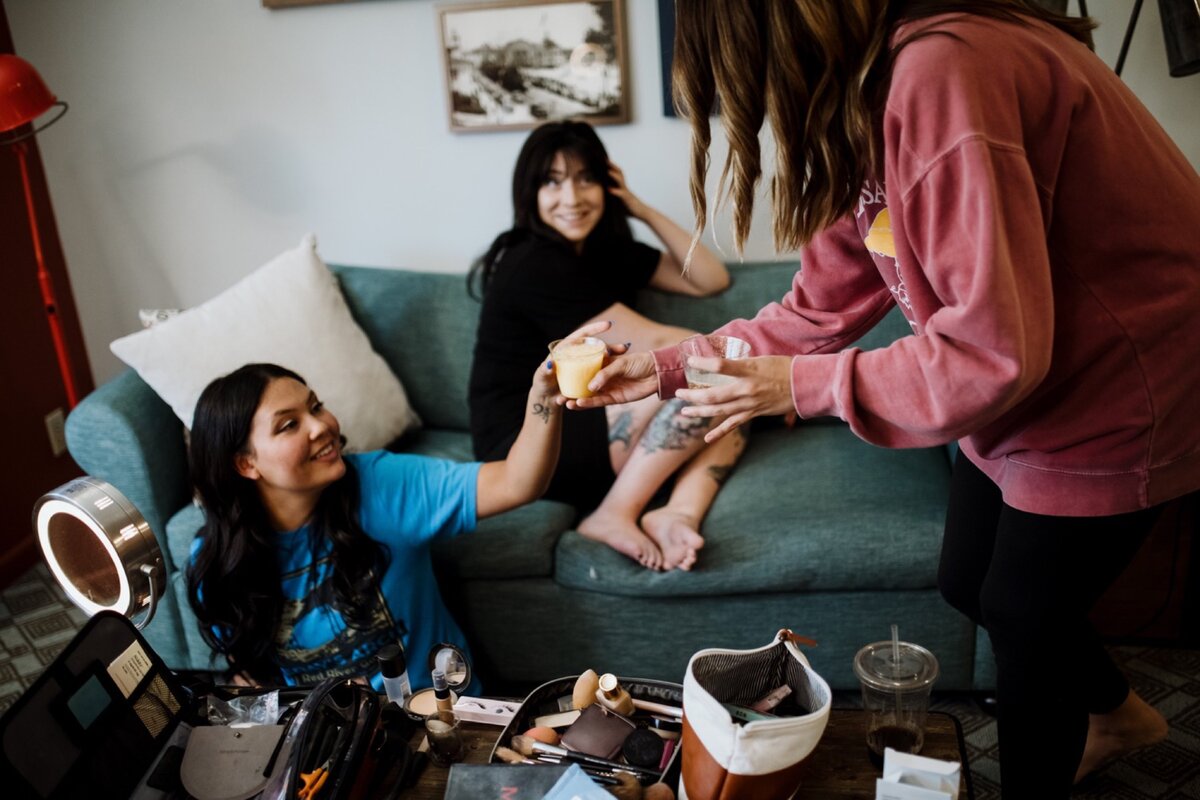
577,1,1200,795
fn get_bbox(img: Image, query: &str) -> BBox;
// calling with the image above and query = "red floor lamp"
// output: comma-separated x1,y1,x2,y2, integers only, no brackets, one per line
0,53,79,408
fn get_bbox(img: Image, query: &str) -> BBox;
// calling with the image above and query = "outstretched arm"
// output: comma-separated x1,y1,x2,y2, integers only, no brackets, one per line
608,162,729,297
476,320,620,517
475,360,563,519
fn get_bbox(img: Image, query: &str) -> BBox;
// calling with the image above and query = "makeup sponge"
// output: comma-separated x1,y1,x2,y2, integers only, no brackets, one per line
574,669,600,709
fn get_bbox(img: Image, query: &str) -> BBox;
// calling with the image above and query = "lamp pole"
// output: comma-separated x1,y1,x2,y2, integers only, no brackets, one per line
1,53,80,408
12,136,79,407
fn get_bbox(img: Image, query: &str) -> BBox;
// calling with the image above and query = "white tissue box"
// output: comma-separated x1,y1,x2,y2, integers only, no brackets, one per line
875,747,962,800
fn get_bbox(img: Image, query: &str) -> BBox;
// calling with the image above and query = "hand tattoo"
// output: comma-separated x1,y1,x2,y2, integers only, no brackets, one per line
532,402,551,423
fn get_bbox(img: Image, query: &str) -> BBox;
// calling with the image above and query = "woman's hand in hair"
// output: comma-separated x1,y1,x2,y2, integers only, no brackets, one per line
675,355,796,443
612,158,731,297
607,161,651,221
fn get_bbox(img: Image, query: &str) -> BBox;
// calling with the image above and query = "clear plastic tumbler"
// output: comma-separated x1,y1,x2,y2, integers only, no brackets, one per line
853,637,939,764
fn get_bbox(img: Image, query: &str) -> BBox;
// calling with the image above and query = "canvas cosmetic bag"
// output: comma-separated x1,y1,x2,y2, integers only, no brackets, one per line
680,629,832,800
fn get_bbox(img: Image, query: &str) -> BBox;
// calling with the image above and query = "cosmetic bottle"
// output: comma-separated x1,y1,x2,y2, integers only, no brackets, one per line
432,668,455,722
376,643,412,707
594,672,634,716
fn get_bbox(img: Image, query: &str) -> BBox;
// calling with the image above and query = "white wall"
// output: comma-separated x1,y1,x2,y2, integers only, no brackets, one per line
7,0,1198,383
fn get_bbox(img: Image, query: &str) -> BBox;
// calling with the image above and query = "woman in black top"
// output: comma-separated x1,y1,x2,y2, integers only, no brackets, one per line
469,121,738,571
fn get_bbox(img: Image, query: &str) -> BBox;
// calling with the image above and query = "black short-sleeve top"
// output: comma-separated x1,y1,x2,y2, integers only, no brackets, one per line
468,231,660,459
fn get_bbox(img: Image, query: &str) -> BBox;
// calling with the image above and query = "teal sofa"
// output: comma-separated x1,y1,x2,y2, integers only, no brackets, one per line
66,260,994,692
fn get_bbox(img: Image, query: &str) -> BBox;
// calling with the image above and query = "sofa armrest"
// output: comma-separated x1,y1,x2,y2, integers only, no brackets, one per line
64,369,193,572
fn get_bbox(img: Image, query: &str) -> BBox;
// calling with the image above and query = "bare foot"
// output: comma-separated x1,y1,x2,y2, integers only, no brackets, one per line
1075,689,1168,783
640,508,705,571
578,509,665,570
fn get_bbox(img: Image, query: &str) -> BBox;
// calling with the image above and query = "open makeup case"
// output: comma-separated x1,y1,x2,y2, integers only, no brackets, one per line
0,611,425,800
483,674,685,791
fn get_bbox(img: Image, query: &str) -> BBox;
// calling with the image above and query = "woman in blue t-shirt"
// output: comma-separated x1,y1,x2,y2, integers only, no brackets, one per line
186,352,579,689
469,120,744,573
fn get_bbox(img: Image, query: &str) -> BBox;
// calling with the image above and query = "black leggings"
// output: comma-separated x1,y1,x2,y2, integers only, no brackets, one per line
937,453,1163,798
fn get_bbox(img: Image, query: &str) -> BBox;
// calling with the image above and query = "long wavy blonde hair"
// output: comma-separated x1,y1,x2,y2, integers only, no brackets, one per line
673,0,1094,256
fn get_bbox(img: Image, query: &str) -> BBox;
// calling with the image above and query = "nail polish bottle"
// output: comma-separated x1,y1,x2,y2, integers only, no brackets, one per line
594,672,634,716
377,643,412,707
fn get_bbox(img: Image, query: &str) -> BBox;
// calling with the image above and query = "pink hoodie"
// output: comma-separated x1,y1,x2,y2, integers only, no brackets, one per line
655,14,1200,517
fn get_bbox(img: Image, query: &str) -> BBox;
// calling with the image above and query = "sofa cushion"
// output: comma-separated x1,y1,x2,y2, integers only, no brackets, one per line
166,503,204,577
110,235,420,451
554,423,952,596
333,265,480,431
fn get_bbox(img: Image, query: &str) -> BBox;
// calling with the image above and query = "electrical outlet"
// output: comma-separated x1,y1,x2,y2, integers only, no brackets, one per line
45,407,67,457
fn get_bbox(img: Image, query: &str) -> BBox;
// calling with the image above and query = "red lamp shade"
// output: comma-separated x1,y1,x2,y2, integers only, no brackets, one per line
0,54,63,136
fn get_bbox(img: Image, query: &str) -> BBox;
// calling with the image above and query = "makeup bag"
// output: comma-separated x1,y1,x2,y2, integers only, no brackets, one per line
488,674,684,787
680,629,832,800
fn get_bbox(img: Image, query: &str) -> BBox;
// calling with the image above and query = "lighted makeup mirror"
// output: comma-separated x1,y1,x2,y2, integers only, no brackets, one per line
33,477,164,628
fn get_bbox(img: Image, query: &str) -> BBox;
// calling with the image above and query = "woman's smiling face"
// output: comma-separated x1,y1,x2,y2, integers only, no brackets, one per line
537,150,605,251
235,377,345,510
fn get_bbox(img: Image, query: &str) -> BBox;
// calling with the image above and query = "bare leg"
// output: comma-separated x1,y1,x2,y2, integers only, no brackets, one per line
578,399,714,571
1074,689,1168,783
575,397,666,569
642,426,748,571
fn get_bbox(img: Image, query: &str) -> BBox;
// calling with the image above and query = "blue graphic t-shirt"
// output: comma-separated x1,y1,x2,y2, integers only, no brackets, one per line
201,450,483,694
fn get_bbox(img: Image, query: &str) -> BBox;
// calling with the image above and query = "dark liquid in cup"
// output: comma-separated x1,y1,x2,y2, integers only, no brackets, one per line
867,725,920,766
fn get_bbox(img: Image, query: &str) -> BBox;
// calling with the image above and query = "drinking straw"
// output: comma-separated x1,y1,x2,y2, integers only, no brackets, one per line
891,623,904,722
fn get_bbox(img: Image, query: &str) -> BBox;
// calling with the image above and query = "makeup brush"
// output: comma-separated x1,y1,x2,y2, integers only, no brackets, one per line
631,698,683,719
510,734,661,778
494,746,536,764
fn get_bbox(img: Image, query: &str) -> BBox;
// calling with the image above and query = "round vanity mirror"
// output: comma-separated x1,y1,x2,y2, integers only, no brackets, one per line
429,642,472,692
32,477,164,628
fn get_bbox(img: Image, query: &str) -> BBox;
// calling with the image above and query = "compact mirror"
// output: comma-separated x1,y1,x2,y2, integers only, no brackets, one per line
429,641,471,691
32,477,164,628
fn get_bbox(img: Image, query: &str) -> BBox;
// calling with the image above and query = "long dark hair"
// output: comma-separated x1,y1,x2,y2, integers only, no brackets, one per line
186,363,389,682
468,119,634,298
673,0,1095,254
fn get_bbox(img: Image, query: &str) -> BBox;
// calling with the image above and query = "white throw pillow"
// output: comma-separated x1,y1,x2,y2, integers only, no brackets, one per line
111,234,420,451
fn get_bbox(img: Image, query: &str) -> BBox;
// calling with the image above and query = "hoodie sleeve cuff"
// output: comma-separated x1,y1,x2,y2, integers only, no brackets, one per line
790,351,850,420
652,345,686,399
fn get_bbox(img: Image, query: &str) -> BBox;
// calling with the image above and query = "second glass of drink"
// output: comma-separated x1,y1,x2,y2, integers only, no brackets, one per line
679,334,751,389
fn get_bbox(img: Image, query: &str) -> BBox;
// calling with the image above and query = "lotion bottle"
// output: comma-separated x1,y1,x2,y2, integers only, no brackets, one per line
595,672,635,716
377,643,412,707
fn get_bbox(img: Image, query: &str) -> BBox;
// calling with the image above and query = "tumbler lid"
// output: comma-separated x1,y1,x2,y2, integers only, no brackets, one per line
853,640,939,691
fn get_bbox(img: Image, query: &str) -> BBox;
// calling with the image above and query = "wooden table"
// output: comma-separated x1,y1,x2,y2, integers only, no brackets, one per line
402,709,972,799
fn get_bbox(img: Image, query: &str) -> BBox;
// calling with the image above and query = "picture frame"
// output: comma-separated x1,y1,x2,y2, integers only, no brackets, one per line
262,0,360,8
438,0,630,133
657,0,676,117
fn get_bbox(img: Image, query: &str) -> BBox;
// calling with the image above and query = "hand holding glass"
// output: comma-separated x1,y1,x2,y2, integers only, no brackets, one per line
680,335,752,389
549,337,608,399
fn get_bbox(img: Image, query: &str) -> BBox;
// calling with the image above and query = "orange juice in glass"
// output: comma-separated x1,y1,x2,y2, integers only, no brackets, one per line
549,337,607,399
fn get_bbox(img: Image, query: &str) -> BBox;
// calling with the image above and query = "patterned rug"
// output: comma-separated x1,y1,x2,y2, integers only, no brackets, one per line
2,563,1198,797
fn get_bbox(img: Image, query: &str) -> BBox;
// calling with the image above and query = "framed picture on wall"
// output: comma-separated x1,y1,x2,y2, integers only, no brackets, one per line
657,0,676,117
262,0,360,7
438,0,630,133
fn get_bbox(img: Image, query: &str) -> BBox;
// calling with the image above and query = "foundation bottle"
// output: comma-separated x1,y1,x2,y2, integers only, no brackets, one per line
595,672,635,716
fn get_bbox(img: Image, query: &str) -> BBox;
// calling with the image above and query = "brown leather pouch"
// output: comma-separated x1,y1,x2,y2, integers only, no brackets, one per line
559,704,636,759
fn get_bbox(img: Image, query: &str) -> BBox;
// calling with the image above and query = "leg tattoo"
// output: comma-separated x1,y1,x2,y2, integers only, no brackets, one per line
639,399,711,453
707,464,734,486
608,409,635,449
